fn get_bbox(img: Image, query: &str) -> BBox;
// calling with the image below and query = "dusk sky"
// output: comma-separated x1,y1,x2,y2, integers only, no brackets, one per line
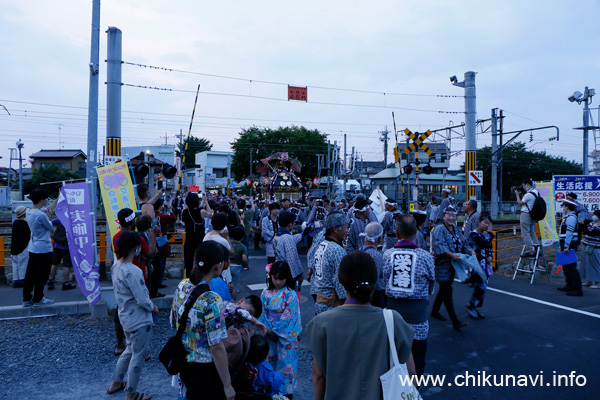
2,0,599,171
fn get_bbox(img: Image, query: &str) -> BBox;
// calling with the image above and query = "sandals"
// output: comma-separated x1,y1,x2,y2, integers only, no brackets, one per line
128,393,152,400
114,345,126,356
106,381,126,394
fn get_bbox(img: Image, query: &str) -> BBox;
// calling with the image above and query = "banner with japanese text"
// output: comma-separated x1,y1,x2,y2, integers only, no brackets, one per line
535,181,559,245
553,175,600,213
97,160,138,238
56,182,101,305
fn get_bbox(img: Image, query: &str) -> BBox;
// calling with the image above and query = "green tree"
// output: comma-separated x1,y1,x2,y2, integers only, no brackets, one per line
230,126,329,181
464,142,582,201
23,165,81,197
176,136,213,169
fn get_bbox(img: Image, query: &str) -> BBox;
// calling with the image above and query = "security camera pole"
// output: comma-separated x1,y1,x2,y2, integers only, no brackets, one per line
569,86,596,175
451,71,477,200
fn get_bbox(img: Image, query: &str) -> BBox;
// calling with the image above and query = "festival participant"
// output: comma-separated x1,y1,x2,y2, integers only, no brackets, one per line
273,211,305,287
466,213,495,318
262,202,280,264
229,226,249,296
345,197,371,253
106,231,158,400
47,218,75,291
182,193,205,278
433,188,454,225
430,205,474,330
380,198,402,251
462,200,480,237
10,206,30,288
306,251,415,400
150,198,176,298
514,178,539,258
22,189,57,307
170,240,235,400
310,212,350,315
383,214,435,378
137,183,164,219
359,222,387,308
259,261,302,399
580,210,600,288
557,199,583,296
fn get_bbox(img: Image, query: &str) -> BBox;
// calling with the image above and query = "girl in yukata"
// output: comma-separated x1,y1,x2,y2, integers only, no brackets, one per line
259,261,301,398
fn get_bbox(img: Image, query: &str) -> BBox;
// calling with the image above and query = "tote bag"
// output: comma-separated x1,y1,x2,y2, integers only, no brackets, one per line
380,309,423,400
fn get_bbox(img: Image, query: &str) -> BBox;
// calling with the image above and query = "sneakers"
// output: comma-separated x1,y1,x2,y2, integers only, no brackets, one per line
566,289,583,297
62,282,76,291
33,297,55,307
47,279,55,290
557,286,575,292
23,300,33,307
466,305,479,319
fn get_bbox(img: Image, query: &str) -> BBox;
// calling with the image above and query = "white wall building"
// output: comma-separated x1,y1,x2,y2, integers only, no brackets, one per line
195,151,233,192
121,145,176,166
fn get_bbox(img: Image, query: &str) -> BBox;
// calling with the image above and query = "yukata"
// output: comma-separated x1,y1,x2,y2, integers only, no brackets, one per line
467,230,495,308
259,287,302,395
262,217,278,259
381,209,402,251
462,211,480,237
312,237,347,315
383,239,435,376
273,227,304,279
307,230,326,277
361,245,387,308
344,215,370,253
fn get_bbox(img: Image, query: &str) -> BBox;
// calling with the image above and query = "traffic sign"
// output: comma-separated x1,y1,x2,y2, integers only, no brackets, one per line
403,129,433,156
468,171,483,186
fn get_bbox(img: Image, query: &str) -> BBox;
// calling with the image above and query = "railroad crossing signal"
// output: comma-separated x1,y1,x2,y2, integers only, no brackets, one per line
403,129,433,156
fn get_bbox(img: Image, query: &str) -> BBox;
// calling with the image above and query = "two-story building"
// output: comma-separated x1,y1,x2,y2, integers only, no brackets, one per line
30,149,87,177
194,151,233,193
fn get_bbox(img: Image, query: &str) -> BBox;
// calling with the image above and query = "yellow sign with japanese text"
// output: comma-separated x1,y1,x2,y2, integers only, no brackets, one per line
97,160,138,237
535,181,559,245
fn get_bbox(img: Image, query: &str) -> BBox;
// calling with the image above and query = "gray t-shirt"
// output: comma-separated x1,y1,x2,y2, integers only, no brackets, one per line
26,208,53,254
111,260,154,332
306,306,414,400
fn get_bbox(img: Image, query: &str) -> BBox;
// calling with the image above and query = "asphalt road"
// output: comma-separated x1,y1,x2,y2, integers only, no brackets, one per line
1,243,599,399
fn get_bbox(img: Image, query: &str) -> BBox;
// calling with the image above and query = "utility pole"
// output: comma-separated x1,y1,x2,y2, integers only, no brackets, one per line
16,139,24,201
498,109,504,215
343,134,347,195
380,127,389,168
86,0,100,212
491,108,499,218
106,26,122,161
569,86,596,175
451,71,477,200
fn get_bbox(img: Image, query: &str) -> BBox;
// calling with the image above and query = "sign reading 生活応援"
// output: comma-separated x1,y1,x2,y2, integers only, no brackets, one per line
553,175,600,213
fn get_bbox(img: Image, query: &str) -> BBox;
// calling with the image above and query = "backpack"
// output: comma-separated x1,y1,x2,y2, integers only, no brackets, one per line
53,223,68,245
528,191,547,221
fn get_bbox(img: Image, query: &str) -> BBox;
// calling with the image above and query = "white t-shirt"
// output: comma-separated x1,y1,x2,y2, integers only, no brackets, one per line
521,189,538,213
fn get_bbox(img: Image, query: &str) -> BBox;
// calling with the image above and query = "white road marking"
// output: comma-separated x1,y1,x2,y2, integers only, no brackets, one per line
247,281,311,291
486,286,600,319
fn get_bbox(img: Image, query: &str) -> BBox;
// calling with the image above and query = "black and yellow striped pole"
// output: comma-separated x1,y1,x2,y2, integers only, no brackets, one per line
176,84,201,192
465,150,476,199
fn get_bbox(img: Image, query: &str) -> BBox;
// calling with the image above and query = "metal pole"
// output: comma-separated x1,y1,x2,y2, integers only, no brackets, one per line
491,108,498,218
343,134,347,195
106,26,122,159
18,142,23,201
583,87,590,175
499,109,504,215
464,71,477,200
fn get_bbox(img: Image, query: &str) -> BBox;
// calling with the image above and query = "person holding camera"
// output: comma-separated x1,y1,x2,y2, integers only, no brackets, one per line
514,178,539,258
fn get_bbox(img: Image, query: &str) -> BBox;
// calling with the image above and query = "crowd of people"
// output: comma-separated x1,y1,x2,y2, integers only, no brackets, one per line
10,180,599,399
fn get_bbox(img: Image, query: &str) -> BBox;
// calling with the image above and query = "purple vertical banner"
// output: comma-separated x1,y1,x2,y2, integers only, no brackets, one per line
56,182,101,305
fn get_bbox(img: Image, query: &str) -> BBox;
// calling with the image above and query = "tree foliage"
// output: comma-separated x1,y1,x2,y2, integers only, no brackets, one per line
176,136,213,169
23,165,81,197
230,126,329,181
464,142,582,201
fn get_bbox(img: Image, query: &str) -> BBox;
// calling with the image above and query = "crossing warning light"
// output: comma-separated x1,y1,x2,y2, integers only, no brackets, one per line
403,165,413,174
422,164,433,175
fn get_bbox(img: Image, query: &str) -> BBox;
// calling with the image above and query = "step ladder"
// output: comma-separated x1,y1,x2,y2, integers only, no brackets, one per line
512,244,550,284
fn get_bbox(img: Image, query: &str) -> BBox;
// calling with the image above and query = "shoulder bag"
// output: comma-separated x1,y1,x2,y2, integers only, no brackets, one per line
380,309,423,400
159,283,210,375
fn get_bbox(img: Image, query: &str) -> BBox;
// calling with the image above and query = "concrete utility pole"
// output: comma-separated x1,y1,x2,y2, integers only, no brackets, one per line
451,71,477,200
380,128,389,167
343,134,347,195
569,86,596,175
86,0,100,202
491,108,499,218
106,27,122,160
16,140,24,201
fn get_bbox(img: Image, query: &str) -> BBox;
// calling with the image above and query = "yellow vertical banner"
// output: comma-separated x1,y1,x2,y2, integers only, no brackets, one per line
535,181,559,245
97,160,138,237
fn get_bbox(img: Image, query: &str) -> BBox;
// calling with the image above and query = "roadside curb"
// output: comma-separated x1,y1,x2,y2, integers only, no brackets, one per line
0,295,174,320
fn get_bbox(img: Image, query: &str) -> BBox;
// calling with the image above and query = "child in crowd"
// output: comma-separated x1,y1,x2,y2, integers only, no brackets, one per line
229,225,249,301
467,213,495,319
209,243,233,301
241,335,284,397
259,261,301,398
10,206,30,288
223,295,265,333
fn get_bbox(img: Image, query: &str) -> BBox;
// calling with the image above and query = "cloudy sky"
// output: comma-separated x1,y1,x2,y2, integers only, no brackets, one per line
1,0,599,172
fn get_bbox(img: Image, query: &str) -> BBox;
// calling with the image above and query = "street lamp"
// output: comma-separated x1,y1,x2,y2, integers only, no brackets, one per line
16,139,24,200
569,87,596,175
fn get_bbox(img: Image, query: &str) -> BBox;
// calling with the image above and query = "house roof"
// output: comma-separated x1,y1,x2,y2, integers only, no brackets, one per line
30,149,87,159
370,166,464,181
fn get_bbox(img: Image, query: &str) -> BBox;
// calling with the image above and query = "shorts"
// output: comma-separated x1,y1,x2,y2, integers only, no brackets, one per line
229,264,243,290
52,248,72,268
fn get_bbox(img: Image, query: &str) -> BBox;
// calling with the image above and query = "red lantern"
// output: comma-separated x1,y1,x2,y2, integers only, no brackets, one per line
313,177,320,187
